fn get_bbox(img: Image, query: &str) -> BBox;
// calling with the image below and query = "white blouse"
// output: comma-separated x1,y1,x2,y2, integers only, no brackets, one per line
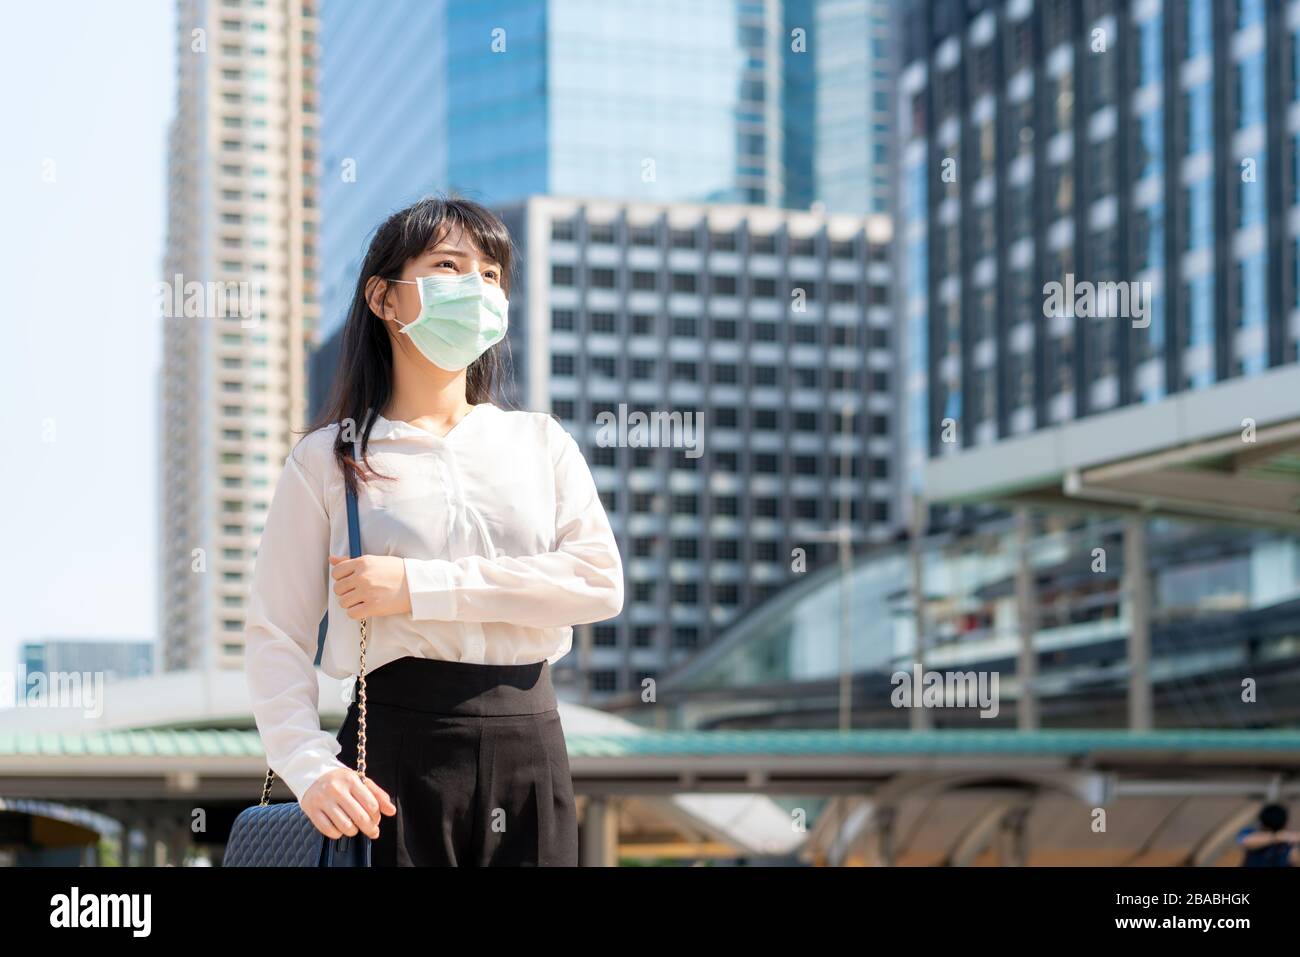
243,402,625,802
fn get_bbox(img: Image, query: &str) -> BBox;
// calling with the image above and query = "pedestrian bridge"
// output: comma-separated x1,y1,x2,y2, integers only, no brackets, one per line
2,727,1297,865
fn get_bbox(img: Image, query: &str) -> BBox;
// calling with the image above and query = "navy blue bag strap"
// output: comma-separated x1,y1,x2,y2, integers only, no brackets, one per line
313,439,364,664
345,476,362,559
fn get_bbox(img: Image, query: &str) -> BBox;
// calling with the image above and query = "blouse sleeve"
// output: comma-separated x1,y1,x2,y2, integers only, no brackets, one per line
243,441,350,803
403,418,625,628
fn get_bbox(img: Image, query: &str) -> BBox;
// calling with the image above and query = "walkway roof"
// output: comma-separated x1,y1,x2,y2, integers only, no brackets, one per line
4,728,1299,760
923,364,1300,528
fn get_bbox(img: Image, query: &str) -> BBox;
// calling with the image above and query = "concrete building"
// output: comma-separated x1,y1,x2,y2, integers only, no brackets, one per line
19,639,155,682
494,197,901,699
159,0,321,671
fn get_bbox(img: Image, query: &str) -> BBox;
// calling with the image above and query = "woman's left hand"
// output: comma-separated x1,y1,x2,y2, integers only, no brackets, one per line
329,554,412,619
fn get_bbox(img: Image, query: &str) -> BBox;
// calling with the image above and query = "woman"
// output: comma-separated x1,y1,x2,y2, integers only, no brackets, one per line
243,195,625,866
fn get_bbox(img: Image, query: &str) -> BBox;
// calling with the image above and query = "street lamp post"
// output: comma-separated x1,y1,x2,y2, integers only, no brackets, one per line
804,396,863,732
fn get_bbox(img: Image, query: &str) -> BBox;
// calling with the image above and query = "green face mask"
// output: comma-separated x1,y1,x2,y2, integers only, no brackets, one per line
387,270,508,371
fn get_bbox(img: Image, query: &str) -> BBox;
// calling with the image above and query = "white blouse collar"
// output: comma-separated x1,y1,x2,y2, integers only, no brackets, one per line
364,403,495,442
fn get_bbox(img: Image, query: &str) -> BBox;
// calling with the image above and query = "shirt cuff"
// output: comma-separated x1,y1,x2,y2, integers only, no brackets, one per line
280,747,349,805
403,557,459,621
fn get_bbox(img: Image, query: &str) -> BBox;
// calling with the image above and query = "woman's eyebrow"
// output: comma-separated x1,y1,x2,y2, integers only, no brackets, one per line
426,245,499,267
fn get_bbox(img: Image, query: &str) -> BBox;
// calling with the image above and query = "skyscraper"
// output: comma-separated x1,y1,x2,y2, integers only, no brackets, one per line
808,0,898,215
159,0,321,670
317,0,896,337
898,0,1300,729
898,0,1299,484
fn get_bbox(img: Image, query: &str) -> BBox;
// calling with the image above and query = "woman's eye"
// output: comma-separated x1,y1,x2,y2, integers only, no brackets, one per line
435,259,458,269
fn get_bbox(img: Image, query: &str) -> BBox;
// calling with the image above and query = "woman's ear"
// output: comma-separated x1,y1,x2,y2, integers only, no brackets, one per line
364,275,394,323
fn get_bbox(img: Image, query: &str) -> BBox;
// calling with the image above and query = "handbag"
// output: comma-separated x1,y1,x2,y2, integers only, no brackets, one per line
225,471,373,867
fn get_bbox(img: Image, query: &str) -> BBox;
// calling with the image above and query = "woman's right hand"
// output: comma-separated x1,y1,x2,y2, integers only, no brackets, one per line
301,768,397,840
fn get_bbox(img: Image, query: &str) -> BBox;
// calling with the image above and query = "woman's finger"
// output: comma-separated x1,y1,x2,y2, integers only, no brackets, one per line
363,778,398,815
324,801,359,837
349,776,381,818
307,807,342,840
335,790,380,839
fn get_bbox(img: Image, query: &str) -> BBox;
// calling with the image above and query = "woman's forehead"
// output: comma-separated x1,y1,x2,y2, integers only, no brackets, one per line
425,227,497,264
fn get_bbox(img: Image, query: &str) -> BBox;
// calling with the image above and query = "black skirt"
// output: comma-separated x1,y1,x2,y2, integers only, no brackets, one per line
334,655,579,867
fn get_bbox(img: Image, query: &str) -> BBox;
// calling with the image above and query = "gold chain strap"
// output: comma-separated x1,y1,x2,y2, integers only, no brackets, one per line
258,615,369,806
356,617,368,778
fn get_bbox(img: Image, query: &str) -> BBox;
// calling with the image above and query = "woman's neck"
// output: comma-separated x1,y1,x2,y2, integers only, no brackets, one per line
384,352,474,428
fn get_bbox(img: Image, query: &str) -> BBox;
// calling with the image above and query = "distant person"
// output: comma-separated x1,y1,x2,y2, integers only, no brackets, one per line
1236,804,1300,867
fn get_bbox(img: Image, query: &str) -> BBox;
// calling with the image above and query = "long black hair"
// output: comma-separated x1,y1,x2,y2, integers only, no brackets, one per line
304,194,517,495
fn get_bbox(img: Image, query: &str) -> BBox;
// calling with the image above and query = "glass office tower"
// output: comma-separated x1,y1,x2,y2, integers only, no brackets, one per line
318,0,895,337
898,0,1300,481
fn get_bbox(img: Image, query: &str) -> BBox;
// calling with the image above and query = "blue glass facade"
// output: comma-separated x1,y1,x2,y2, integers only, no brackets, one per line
446,0,550,201
318,0,892,338
808,0,896,215
545,0,758,204
319,0,445,335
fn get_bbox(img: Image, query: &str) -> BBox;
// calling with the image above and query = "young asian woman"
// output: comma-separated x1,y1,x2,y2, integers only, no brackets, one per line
242,195,625,866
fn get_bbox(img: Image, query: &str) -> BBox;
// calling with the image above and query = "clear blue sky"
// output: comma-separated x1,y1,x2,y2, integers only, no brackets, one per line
0,1,174,669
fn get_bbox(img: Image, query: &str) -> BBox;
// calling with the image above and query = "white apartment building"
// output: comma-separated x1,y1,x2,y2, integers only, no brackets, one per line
159,0,319,671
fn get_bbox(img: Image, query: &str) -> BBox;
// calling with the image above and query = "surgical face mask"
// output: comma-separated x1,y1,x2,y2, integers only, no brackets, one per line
385,270,508,371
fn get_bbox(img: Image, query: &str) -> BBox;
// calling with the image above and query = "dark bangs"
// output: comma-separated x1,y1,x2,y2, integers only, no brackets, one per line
391,196,515,297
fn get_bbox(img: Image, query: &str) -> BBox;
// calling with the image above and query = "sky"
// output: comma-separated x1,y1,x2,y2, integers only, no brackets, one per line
0,1,174,669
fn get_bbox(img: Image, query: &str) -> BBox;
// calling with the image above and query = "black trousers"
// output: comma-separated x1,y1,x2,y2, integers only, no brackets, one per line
334,655,579,867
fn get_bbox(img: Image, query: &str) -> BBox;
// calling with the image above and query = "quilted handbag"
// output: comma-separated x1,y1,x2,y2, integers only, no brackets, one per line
225,470,374,867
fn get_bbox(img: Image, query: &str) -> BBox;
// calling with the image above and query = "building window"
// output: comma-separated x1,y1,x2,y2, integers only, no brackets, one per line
672,626,699,649
712,275,738,296
588,267,616,288
631,270,657,291
630,225,657,246
712,318,737,340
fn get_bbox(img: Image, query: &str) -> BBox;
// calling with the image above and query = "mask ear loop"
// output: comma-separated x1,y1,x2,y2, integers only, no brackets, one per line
377,277,421,334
